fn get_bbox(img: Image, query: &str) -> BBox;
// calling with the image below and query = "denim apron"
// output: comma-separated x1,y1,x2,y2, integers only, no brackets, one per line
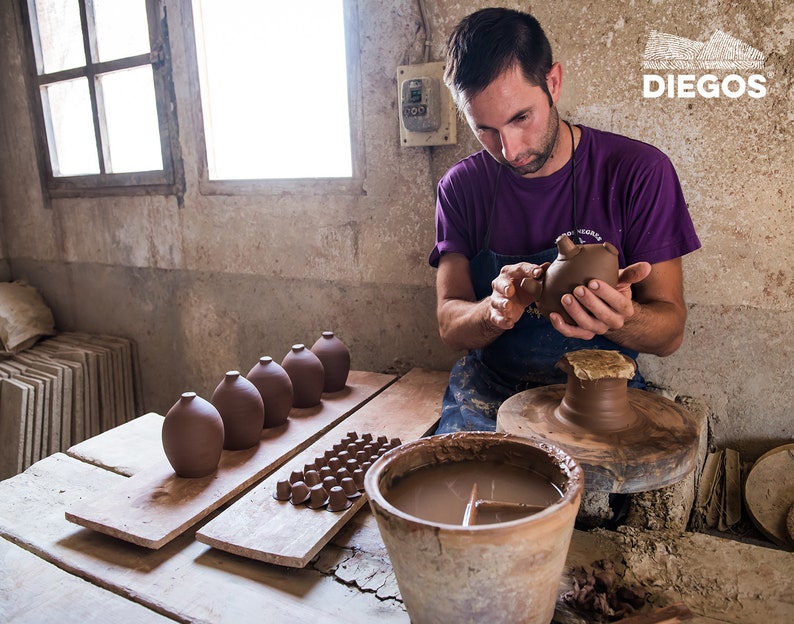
435,169,645,434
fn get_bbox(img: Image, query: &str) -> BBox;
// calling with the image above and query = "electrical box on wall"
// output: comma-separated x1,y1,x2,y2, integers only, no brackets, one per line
397,62,457,148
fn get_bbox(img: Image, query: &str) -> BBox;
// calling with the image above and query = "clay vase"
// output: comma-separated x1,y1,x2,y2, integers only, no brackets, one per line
521,234,619,324
310,331,350,392
246,356,293,428
210,371,265,450
281,344,325,408
162,392,224,478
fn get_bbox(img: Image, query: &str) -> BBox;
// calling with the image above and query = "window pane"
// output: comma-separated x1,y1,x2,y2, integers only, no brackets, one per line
193,0,352,180
43,78,100,176
93,0,151,62
99,66,163,173
31,0,85,73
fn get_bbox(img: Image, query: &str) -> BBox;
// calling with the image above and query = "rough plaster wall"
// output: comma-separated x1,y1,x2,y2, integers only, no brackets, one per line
0,1,791,459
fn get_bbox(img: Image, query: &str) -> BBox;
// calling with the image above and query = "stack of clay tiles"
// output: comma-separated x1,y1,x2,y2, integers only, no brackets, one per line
0,332,142,479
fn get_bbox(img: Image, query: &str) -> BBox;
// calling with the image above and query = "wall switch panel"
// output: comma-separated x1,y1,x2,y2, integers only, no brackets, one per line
397,62,457,147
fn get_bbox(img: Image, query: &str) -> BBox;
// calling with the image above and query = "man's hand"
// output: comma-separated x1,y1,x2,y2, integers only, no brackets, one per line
488,262,549,330
548,262,651,339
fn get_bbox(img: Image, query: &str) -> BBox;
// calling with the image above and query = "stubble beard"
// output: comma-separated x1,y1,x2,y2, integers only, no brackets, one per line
505,106,561,177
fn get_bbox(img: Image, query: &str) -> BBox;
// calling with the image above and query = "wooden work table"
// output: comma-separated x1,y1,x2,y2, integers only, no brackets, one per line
0,368,791,624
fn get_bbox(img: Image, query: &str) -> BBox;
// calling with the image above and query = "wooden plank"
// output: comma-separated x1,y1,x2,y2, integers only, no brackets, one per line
19,368,57,457
0,378,29,479
51,335,99,438
196,368,447,567
14,373,44,463
16,354,66,454
64,371,395,548
0,537,174,624
0,453,410,624
35,342,89,444
67,412,167,477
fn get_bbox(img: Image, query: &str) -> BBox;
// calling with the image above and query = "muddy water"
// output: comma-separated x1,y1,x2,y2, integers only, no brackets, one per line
385,459,562,525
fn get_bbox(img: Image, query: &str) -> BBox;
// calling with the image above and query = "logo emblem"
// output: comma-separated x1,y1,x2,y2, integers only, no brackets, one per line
642,30,766,98
642,30,765,70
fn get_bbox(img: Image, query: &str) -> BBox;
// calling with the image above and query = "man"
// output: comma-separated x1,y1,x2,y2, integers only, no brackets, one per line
429,8,701,433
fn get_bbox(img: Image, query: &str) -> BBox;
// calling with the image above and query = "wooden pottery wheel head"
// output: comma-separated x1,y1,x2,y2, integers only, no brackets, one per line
496,349,703,493
555,350,638,432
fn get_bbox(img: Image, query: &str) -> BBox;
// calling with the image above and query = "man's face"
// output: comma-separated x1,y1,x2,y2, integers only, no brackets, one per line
462,64,562,178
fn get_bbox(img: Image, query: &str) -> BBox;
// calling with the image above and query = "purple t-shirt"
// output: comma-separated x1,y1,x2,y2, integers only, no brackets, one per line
429,125,701,268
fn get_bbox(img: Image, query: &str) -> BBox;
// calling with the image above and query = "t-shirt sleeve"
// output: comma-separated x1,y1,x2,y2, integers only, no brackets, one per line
621,153,701,266
428,165,482,267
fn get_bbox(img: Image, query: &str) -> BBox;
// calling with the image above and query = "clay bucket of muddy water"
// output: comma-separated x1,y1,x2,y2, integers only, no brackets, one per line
364,432,583,624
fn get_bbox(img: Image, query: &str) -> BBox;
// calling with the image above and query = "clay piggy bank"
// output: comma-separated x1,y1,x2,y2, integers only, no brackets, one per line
520,235,619,324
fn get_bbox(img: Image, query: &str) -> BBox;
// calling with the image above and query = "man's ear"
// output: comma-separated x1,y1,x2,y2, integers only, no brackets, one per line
546,62,563,104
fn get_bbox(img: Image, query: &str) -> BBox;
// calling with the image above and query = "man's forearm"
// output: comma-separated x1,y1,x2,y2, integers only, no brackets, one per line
605,299,685,357
438,297,506,351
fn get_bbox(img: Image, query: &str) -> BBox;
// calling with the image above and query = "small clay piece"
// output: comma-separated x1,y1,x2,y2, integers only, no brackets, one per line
361,461,373,474
362,432,373,443
328,457,342,472
289,481,310,505
319,466,333,481
355,451,368,464
304,470,321,487
282,344,325,408
346,443,359,455
322,476,338,491
519,234,619,324
289,469,304,484
324,449,336,462
327,485,353,512
352,468,365,490
340,476,361,499
274,479,292,501
246,356,294,428
303,461,316,474
211,371,264,450
310,331,351,393
346,458,359,474
377,435,388,445
162,392,225,478
314,455,327,469
336,468,352,482
555,350,638,432
346,431,359,440
307,484,330,509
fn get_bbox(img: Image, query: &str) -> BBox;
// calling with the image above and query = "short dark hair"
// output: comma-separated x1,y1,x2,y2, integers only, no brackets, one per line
443,8,554,108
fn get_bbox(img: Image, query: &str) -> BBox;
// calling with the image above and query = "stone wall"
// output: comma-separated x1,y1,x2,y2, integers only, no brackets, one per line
0,1,791,459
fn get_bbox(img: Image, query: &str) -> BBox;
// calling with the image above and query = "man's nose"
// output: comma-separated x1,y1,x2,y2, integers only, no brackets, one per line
500,127,523,163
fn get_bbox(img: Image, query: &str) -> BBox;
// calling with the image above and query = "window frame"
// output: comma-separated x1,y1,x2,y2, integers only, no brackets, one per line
183,0,366,196
18,0,184,199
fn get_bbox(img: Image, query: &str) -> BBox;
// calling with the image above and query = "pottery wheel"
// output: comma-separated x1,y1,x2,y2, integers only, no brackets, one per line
743,443,794,549
496,385,701,493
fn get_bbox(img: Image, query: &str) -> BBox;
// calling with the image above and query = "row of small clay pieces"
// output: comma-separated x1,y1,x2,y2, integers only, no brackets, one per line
273,431,402,511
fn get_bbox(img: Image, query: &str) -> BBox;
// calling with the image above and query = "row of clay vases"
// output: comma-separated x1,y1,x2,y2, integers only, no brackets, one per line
161,331,350,479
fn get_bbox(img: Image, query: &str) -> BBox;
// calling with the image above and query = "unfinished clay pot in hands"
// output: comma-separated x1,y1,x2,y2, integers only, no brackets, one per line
520,234,619,324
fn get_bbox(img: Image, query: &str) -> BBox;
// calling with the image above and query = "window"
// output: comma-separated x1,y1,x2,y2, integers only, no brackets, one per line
20,0,182,196
188,0,363,193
